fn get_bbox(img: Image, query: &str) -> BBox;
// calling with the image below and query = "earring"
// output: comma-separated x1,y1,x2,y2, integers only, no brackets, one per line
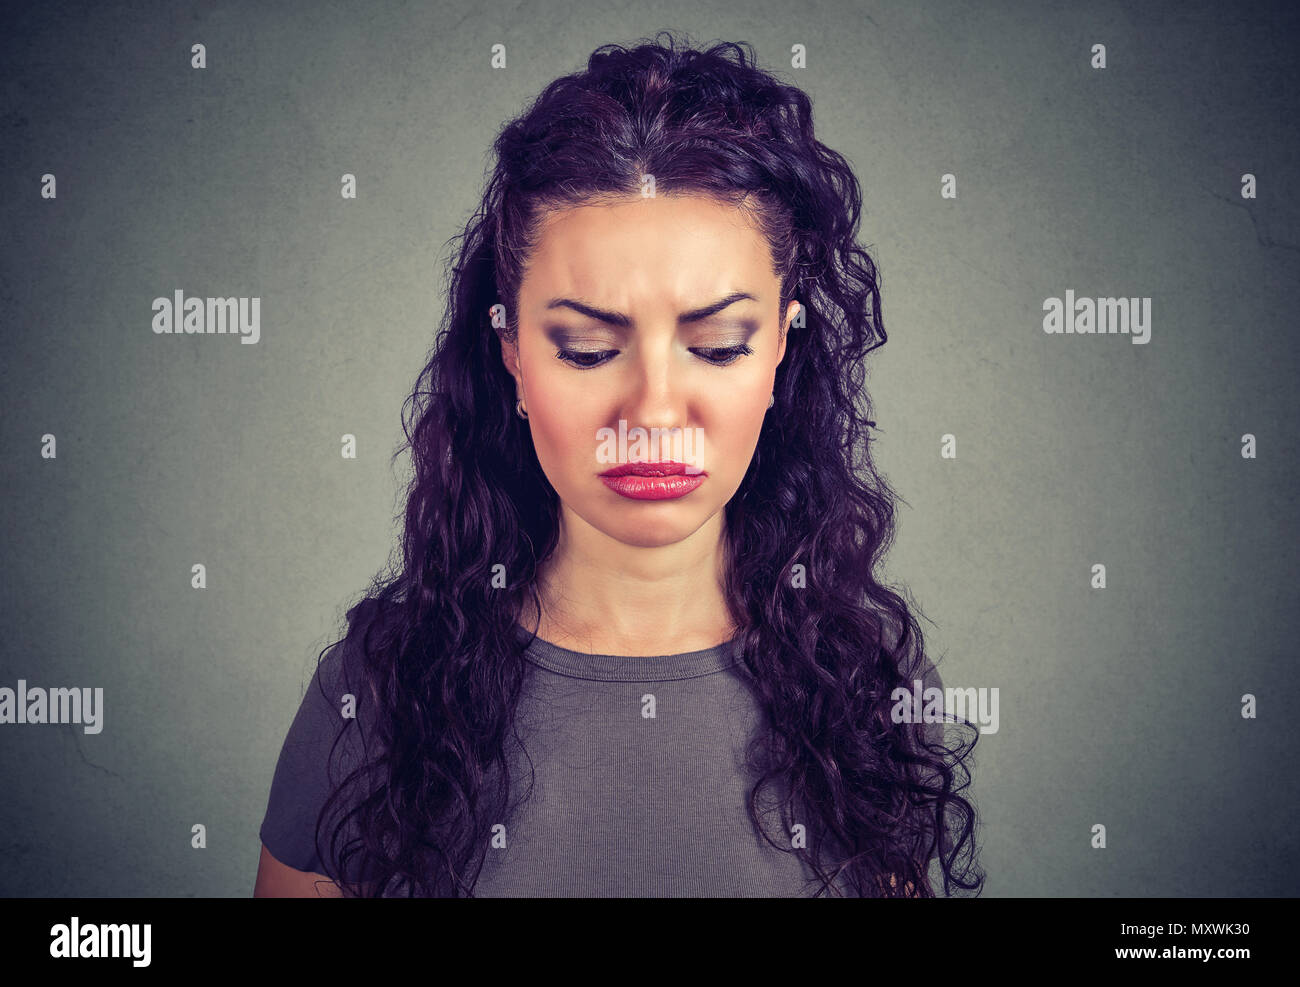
516,398,528,420
767,392,775,409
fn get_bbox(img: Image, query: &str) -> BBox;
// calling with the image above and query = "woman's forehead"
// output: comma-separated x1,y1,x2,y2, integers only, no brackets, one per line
523,196,775,301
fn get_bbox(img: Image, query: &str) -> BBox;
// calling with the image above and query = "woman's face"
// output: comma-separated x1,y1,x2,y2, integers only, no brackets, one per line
499,193,798,550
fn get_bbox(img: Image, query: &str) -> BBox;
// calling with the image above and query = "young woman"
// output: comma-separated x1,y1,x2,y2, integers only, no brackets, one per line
255,33,983,898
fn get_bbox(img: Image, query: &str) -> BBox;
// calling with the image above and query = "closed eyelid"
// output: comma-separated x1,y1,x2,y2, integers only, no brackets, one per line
554,345,749,369
688,320,761,348
544,326,619,348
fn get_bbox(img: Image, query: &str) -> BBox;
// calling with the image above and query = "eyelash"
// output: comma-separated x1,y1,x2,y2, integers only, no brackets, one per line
554,344,753,369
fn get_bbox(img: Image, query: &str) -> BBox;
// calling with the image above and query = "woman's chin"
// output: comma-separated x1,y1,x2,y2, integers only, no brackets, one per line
596,514,709,549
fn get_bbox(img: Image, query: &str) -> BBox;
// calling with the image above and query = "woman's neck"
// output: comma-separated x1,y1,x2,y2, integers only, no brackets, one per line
523,508,736,657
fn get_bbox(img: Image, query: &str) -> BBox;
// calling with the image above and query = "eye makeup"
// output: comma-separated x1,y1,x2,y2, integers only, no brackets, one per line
542,312,763,370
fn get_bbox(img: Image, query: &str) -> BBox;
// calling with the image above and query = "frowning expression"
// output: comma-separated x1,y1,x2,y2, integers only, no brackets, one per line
499,193,798,549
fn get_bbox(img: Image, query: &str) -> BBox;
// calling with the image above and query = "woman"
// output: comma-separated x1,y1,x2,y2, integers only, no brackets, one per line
255,33,983,897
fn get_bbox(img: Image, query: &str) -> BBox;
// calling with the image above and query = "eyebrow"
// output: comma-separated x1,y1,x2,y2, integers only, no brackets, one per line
544,291,757,327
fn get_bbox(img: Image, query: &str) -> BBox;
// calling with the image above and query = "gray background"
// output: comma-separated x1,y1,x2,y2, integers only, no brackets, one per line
2,0,1297,896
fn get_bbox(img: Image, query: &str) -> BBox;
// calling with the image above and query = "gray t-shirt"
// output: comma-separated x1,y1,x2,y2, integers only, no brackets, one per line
259,625,943,896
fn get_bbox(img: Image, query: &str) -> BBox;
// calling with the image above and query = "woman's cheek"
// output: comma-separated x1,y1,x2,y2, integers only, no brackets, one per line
534,408,593,488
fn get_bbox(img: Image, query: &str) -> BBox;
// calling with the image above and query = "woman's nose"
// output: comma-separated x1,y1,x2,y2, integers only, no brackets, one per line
621,340,689,429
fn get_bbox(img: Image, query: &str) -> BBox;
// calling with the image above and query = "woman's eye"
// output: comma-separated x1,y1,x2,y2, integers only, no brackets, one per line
554,344,753,369
692,344,753,366
555,348,618,369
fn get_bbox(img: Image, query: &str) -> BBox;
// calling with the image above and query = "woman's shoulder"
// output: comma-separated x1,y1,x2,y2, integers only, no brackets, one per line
258,626,378,876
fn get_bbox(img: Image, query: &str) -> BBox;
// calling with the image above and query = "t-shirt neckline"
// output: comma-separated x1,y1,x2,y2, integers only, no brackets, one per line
514,623,742,682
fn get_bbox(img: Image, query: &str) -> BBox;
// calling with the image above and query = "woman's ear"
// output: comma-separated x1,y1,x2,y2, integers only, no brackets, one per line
778,299,801,366
498,328,521,379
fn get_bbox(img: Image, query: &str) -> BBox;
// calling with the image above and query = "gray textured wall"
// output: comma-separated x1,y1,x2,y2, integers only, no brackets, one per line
2,0,1297,896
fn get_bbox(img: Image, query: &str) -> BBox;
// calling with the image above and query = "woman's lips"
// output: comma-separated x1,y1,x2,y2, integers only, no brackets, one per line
598,462,707,500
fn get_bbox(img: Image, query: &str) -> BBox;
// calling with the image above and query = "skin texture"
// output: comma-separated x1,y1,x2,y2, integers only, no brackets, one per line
253,191,798,896
502,193,799,657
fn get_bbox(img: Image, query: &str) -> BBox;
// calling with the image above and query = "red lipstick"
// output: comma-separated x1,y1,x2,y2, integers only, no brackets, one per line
598,461,706,500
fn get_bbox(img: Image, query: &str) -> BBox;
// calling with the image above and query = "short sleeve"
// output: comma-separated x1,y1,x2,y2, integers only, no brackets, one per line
259,641,371,877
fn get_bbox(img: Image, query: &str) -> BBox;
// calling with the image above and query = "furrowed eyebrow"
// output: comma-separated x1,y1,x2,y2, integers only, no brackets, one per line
544,291,757,327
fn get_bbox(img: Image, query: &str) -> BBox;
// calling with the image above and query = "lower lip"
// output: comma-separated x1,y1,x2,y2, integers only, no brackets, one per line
599,473,706,500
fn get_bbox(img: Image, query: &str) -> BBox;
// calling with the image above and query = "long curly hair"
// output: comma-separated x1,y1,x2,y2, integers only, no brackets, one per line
313,32,983,897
